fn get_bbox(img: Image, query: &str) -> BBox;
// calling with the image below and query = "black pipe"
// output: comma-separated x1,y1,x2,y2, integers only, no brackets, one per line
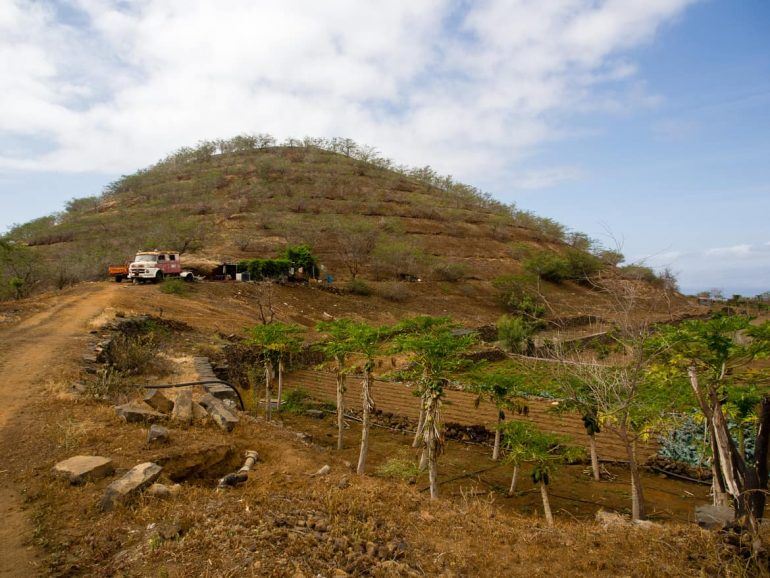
142,380,245,411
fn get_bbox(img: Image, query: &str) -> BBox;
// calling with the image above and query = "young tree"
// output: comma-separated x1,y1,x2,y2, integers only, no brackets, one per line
392,317,476,499
331,219,378,280
467,369,529,461
502,421,584,525
654,316,770,531
347,322,384,475
247,322,305,420
316,318,359,450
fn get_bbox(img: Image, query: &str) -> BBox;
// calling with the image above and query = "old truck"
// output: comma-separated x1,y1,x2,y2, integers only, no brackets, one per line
127,250,194,283
108,264,129,282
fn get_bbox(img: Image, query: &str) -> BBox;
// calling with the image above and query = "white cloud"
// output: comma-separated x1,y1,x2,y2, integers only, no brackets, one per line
0,0,698,181
705,244,754,258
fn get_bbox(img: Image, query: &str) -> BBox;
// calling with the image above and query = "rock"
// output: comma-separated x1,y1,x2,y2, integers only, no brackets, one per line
53,455,114,485
304,409,325,419
143,389,174,414
115,402,166,424
146,483,172,499
632,519,659,530
171,388,193,424
147,424,170,445
204,383,240,405
192,401,209,421
200,394,239,432
696,504,735,530
100,462,162,511
337,476,350,489
366,542,377,557
310,465,331,477
595,509,629,528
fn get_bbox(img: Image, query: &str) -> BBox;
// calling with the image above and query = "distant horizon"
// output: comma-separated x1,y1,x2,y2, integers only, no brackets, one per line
1,1,768,296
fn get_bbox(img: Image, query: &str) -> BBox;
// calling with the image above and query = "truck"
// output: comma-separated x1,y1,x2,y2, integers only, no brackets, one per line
108,264,129,282
127,250,194,283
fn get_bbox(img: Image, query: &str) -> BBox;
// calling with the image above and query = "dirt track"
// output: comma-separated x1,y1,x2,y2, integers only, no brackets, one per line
0,284,118,577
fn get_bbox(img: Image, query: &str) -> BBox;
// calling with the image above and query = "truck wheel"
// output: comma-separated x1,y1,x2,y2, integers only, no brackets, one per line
114,275,123,283
154,271,164,284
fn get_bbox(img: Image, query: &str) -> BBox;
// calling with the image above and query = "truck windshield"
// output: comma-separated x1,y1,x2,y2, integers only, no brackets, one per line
135,255,157,262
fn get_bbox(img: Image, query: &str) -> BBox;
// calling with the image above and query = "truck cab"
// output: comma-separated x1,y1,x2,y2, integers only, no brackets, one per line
127,251,182,282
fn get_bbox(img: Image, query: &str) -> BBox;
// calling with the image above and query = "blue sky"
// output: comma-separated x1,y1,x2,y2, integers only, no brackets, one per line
1,0,768,295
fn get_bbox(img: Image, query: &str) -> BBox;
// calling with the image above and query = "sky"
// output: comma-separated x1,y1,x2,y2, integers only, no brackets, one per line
1,0,768,296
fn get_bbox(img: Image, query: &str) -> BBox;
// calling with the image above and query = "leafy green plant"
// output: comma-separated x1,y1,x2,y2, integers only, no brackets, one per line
497,315,534,353
281,388,311,413
376,450,420,480
160,278,190,296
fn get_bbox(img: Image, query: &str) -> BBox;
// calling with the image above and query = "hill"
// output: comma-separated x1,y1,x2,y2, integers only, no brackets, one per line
1,135,694,326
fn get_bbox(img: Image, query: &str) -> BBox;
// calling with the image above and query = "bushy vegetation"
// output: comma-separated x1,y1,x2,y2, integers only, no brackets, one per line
492,274,547,320
522,249,603,284
160,278,190,296
431,261,469,282
376,281,412,302
239,245,319,280
346,279,373,296
497,315,535,353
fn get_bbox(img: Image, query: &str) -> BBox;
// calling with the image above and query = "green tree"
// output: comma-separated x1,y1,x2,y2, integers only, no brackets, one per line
0,240,41,300
347,322,384,475
467,369,529,461
497,315,534,354
654,316,770,531
502,421,584,525
316,318,359,450
247,322,305,420
392,317,476,498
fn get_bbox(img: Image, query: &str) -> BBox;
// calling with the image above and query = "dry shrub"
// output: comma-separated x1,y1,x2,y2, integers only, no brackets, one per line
376,282,412,302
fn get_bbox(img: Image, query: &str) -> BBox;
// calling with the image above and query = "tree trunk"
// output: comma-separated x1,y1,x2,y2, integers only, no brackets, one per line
428,446,438,500
264,360,272,421
413,403,426,448
356,370,373,475
588,433,601,481
620,428,646,521
336,364,346,451
419,449,427,471
492,410,503,461
508,465,519,495
276,357,284,413
423,391,442,500
540,482,553,526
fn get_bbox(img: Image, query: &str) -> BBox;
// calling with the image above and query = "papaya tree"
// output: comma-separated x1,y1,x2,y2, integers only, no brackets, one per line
502,420,584,525
316,318,359,450
392,317,476,499
466,369,530,461
347,322,383,475
248,322,305,420
653,316,770,531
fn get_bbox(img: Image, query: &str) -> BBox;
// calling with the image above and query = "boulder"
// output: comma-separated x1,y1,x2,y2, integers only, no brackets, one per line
143,389,174,414
53,455,114,485
100,462,162,511
171,388,193,424
192,401,209,422
200,394,239,432
146,483,172,499
115,402,166,424
696,504,735,530
147,424,170,445
204,383,240,405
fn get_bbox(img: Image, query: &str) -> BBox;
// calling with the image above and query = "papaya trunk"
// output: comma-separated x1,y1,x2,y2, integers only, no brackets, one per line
264,360,272,421
276,357,284,413
492,410,503,461
508,465,519,495
336,365,346,451
413,404,426,448
540,482,553,526
589,433,600,481
356,370,373,475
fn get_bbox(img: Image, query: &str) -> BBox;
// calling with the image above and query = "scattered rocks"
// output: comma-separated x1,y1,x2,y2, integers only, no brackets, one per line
100,462,162,511
115,402,166,424
143,389,174,414
147,424,170,445
200,394,239,432
171,388,193,424
310,465,331,477
696,504,735,530
304,409,325,419
146,483,172,499
205,383,240,405
53,455,114,485
595,509,628,528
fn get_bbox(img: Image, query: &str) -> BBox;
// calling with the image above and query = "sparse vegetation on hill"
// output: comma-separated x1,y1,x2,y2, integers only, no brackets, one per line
0,135,681,324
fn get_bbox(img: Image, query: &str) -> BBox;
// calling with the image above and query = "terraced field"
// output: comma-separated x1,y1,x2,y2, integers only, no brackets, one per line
283,369,657,463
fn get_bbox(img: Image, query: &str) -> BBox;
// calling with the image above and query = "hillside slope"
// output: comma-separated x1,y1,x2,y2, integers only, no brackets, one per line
3,137,695,324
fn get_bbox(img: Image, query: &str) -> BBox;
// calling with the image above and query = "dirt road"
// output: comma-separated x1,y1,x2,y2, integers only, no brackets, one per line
0,284,117,577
